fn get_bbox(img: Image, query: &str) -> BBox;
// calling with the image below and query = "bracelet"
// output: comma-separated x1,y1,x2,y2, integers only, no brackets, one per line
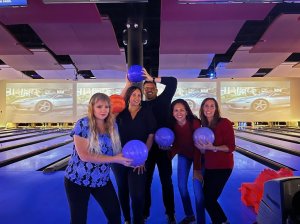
152,77,155,83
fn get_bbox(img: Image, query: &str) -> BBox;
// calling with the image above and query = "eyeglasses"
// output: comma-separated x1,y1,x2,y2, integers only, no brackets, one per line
144,87,156,91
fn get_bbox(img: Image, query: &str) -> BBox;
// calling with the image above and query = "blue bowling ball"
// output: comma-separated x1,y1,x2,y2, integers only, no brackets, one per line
155,127,175,148
193,127,215,144
122,140,148,167
128,65,144,82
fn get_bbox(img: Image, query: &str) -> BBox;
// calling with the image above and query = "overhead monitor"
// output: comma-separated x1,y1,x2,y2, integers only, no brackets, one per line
0,0,27,7
43,0,147,3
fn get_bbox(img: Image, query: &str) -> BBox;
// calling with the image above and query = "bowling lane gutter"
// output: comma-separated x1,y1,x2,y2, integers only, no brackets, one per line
235,146,296,171
40,155,71,173
0,139,73,168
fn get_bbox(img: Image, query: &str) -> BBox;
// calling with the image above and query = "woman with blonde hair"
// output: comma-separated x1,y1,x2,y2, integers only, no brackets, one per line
64,93,132,224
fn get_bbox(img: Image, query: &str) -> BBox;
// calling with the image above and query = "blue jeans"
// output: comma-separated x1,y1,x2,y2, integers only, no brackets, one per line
194,177,205,224
177,155,205,224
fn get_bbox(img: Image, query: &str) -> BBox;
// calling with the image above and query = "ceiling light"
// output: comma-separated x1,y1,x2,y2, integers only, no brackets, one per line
208,69,217,79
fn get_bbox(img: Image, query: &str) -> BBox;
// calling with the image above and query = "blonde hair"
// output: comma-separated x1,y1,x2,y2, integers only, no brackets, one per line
87,93,121,155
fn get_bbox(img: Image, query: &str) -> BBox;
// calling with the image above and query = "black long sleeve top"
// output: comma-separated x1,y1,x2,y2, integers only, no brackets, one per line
142,76,177,129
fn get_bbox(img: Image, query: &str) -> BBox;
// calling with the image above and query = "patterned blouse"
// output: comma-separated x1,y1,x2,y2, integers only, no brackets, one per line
65,117,113,188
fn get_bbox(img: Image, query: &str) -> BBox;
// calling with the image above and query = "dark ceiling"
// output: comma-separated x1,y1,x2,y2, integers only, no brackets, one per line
98,1,161,75
1,1,162,78
0,0,300,79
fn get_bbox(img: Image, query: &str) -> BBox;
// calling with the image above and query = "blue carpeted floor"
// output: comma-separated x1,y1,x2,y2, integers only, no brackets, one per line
0,152,269,224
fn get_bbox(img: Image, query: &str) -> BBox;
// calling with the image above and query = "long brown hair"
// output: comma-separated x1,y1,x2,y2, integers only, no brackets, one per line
170,99,198,128
199,97,221,129
87,93,121,155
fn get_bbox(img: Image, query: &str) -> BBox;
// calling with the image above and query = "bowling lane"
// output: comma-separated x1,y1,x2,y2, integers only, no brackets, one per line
238,129,300,143
0,129,41,138
267,127,300,133
233,150,268,170
0,132,68,149
257,128,300,138
0,135,72,162
236,138,300,171
0,128,25,134
0,130,64,143
235,131,300,151
0,142,73,171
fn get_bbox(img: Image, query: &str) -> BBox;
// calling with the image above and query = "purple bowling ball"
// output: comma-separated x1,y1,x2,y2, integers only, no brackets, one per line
122,140,148,167
128,65,144,82
193,127,215,144
155,127,175,148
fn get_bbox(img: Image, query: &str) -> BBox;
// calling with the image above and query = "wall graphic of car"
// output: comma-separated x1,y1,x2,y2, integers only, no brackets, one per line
225,92,290,112
9,94,73,113
172,92,216,111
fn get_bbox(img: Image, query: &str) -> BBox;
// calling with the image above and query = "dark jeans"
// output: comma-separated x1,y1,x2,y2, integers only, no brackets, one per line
144,144,175,218
204,169,232,224
64,177,121,224
112,164,146,224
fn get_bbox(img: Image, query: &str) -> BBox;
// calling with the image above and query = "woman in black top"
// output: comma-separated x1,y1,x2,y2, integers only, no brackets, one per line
112,86,156,224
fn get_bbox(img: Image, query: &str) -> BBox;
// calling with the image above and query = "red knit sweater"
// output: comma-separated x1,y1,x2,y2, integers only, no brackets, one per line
204,118,235,169
170,119,202,170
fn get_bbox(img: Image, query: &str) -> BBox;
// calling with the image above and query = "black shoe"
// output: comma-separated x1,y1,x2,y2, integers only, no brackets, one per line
178,215,195,224
167,214,176,224
144,216,148,223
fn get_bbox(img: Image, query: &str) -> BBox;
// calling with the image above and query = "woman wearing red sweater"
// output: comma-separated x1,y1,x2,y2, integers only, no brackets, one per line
195,98,235,224
169,99,205,224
